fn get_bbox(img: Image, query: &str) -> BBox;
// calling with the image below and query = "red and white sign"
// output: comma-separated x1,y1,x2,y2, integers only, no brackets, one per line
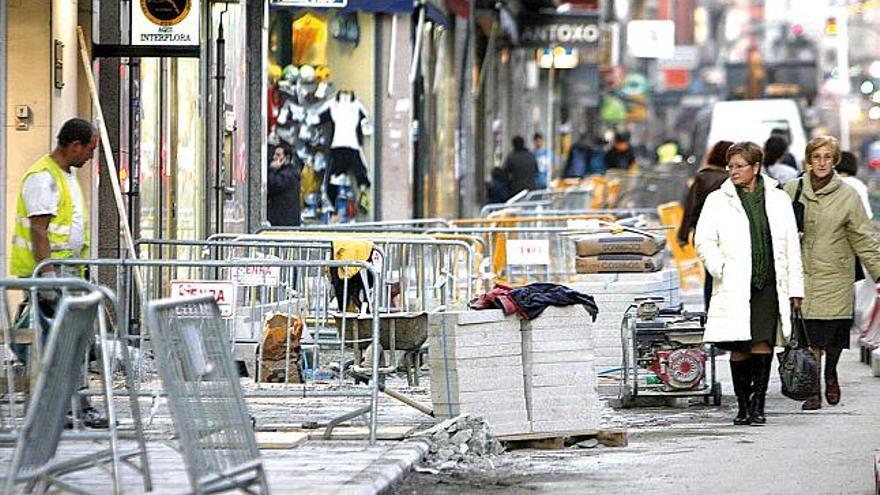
170,280,236,319
506,240,551,266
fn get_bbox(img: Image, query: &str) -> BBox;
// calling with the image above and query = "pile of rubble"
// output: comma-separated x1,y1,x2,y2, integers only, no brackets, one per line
413,415,505,471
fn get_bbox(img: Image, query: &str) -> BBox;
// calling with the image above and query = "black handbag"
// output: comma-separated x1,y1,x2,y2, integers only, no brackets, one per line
777,308,819,401
792,178,805,233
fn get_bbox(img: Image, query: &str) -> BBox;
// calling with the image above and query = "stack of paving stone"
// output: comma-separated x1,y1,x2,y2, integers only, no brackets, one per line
521,305,600,433
427,310,530,436
571,268,680,395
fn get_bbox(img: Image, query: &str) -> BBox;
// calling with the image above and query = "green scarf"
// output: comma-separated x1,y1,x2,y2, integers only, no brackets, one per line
735,176,773,290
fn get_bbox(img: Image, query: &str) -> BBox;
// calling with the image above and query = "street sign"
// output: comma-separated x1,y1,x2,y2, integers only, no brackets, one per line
232,262,281,287
506,240,551,266
170,280,237,319
131,0,201,47
626,20,675,59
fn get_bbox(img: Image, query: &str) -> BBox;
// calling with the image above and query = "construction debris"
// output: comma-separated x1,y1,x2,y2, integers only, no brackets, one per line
414,415,504,471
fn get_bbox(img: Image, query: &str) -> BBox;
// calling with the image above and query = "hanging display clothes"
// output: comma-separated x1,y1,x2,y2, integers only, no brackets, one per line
292,13,329,67
320,92,372,206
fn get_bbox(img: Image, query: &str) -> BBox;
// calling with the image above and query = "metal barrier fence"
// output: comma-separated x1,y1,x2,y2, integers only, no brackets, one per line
0,280,152,494
35,258,386,443
146,295,270,494
136,234,475,328
611,170,690,210
236,232,476,308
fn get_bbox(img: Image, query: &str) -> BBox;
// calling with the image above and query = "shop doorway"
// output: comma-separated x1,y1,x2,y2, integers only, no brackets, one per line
133,57,205,241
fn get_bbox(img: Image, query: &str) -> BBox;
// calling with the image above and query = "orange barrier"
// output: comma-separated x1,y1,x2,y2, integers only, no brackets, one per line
657,201,704,291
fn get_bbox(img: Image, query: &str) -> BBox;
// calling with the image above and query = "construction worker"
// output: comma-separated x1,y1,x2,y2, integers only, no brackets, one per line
11,117,107,428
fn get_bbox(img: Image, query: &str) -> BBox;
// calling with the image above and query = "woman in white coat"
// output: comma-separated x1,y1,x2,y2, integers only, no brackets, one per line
695,141,804,426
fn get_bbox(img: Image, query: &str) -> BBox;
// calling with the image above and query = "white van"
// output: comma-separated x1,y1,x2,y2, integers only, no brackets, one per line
705,99,808,167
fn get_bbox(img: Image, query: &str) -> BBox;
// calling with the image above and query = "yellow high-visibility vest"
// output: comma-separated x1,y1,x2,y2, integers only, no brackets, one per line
10,155,89,277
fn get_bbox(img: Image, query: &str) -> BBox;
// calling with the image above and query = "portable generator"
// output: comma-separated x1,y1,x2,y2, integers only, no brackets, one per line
619,297,721,407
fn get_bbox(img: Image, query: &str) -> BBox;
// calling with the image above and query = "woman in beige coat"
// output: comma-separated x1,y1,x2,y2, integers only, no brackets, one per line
784,136,880,410
696,142,804,426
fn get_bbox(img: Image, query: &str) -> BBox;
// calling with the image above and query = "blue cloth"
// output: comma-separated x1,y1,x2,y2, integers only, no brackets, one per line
589,150,606,175
565,146,590,178
534,148,551,189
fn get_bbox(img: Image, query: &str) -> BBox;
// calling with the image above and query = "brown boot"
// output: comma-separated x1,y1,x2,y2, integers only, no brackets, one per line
802,348,822,410
825,375,840,405
824,348,842,405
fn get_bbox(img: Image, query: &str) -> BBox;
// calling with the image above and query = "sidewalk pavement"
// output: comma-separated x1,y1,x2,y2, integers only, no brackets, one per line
0,437,431,494
0,378,436,494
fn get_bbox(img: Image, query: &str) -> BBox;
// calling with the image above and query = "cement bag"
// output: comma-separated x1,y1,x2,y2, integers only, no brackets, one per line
258,313,303,383
575,232,666,256
575,252,664,274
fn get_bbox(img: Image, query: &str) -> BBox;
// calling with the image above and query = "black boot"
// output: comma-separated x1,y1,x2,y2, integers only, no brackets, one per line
730,358,753,426
749,354,772,425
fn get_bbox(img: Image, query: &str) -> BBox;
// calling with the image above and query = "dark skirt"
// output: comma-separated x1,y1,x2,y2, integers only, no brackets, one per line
803,319,852,349
716,282,779,352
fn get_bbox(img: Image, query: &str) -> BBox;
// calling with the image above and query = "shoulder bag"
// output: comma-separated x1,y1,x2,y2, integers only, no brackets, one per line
777,308,819,401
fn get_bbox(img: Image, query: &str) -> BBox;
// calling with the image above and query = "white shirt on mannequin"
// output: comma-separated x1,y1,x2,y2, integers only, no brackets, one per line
328,96,367,150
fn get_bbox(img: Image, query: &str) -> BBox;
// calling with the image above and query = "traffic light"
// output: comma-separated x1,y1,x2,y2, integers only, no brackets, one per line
825,17,838,36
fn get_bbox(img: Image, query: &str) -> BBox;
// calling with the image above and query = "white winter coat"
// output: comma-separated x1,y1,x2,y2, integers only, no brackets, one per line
694,175,805,345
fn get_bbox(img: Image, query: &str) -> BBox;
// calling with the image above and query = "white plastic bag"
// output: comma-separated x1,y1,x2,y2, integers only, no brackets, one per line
852,269,877,337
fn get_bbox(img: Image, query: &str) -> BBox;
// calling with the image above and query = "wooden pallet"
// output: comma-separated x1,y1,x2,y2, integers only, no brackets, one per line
497,428,628,451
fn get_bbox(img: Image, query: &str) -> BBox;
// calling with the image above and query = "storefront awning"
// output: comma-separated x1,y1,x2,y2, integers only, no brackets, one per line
343,0,414,13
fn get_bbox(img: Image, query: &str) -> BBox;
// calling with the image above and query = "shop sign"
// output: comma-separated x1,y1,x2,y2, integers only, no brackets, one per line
269,0,348,6
519,13,601,47
656,45,699,70
626,20,675,59
170,280,236,318
506,240,551,266
132,0,201,47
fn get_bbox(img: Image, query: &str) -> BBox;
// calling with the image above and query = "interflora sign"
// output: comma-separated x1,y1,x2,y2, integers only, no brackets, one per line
132,0,200,46
519,13,601,47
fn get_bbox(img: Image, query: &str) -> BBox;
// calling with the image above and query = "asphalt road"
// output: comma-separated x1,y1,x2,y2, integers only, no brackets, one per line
393,345,880,495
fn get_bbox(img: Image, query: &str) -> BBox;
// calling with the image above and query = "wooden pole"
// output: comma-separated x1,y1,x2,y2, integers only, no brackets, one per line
76,26,143,291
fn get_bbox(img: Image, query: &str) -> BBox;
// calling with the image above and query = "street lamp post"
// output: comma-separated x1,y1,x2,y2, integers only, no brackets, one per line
834,4,851,150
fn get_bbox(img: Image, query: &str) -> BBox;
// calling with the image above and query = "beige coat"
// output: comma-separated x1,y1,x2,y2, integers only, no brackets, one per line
784,173,880,319
695,176,804,345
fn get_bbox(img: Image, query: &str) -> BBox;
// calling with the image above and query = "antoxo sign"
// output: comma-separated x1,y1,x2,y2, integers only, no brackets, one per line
132,0,201,47
519,14,601,47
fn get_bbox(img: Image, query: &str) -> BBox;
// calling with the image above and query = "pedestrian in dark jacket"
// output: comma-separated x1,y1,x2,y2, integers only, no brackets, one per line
502,136,539,196
678,140,733,308
603,132,637,170
267,143,301,226
486,166,510,204
563,133,593,178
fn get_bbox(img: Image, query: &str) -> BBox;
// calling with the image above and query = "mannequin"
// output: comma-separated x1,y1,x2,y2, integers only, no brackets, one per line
320,90,371,211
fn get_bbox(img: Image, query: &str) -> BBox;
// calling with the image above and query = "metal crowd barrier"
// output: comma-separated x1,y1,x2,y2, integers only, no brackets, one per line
137,234,474,319
610,169,690,210
276,218,454,230
204,232,478,304
35,258,386,443
136,235,476,387
146,295,270,493
0,282,152,494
